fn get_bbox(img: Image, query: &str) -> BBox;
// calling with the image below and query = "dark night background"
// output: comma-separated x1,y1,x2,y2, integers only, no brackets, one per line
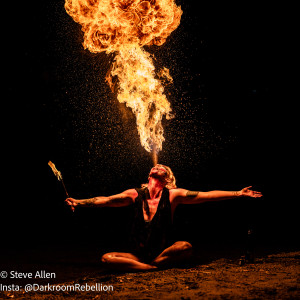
2,0,296,267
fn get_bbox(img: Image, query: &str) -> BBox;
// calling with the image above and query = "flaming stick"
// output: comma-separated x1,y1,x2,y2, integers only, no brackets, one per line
48,161,70,198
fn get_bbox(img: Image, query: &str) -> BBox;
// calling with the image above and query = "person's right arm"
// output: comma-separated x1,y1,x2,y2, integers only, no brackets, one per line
65,189,137,210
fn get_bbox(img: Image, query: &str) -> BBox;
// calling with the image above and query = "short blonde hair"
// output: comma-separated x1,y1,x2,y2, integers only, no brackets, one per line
142,164,177,189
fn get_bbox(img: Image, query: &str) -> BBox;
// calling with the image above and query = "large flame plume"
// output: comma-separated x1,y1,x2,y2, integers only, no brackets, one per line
65,0,182,161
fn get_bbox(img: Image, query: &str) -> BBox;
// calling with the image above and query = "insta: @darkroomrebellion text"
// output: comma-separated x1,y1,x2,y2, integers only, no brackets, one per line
0,270,113,293
0,283,114,293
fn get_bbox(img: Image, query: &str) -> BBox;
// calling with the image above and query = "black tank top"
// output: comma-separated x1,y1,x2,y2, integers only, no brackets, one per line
129,187,174,262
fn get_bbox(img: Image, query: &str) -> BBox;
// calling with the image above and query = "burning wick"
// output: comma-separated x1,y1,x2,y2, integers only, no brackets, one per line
48,161,74,212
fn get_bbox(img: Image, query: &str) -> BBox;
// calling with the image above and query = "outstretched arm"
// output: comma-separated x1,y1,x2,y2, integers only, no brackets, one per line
173,186,262,205
65,189,137,211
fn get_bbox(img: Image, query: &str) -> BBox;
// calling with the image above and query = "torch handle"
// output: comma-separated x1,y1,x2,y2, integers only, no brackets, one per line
61,179,69,198
61,179,74,212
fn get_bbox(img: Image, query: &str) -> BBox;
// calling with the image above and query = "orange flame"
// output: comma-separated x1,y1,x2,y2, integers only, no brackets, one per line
65,0,182,159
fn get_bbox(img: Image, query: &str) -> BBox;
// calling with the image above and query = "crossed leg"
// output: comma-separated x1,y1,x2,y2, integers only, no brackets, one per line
101,241,192,272
151,241,193,267
101,252,156,271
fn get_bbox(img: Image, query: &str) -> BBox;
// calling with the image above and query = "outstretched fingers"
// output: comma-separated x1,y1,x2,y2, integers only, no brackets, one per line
242,186,263,198
252,190,263,197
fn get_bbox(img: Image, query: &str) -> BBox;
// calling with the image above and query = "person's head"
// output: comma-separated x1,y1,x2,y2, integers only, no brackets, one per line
142,164,177,189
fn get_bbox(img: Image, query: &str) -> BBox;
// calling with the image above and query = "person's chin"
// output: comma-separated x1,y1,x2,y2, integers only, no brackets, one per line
150,173,164,179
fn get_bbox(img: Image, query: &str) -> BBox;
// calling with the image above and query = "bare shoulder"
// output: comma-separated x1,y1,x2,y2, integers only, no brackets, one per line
169,188,188,203
121,189,138,202
107,189,138,206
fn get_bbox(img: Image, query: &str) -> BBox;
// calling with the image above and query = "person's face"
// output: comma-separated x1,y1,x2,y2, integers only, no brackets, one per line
149,165,168,179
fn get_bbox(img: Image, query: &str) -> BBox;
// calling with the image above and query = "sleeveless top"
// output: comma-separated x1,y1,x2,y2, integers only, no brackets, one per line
129,187,174,263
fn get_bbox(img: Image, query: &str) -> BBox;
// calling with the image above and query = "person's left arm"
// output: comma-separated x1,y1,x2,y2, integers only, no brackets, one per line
173,186,262,205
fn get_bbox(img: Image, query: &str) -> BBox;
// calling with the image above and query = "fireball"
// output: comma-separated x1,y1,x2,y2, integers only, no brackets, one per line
65,0,182,156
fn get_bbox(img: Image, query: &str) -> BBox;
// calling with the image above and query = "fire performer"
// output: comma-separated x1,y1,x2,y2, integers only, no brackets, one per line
65,164,262,272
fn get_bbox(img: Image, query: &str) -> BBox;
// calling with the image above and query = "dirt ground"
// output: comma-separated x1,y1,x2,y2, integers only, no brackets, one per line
1,249,299,299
